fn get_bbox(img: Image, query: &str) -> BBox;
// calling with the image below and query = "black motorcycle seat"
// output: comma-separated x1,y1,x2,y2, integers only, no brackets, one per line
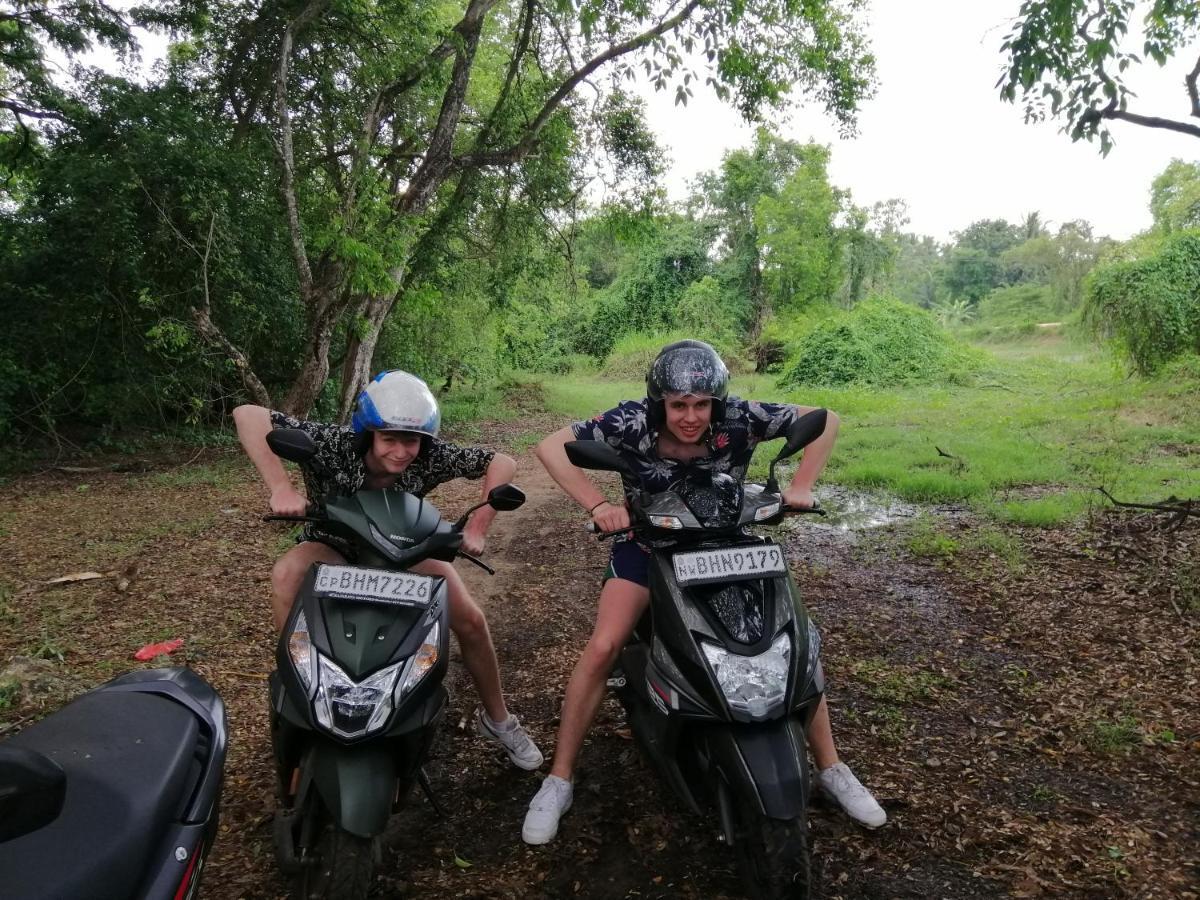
0,689,201,900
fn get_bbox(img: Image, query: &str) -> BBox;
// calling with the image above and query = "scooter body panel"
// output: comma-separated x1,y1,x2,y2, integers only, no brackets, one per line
0,667,227,900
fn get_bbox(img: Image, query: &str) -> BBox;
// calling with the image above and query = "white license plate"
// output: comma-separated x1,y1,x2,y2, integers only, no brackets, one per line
314,565,435,607
672,546,786,585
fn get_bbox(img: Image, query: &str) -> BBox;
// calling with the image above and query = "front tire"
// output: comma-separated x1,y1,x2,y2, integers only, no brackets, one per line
732,803,811,900
296,817,378,900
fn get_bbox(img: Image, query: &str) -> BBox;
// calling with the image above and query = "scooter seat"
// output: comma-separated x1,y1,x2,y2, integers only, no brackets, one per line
0,689,201,900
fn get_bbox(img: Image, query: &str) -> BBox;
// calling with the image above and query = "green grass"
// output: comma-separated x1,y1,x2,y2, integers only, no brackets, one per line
536,336,1200,526
1086,715,1142,753
849,657,954,703
149,460,243,489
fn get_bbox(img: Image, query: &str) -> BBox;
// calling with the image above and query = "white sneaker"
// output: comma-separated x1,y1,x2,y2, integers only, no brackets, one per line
522,775,573,845
476,709,544,771
815,762,887,828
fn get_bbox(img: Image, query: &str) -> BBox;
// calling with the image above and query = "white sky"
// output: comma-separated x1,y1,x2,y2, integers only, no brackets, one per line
632,1,1200,242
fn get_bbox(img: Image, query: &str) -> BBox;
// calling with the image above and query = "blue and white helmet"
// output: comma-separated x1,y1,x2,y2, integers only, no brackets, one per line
351,370,441,437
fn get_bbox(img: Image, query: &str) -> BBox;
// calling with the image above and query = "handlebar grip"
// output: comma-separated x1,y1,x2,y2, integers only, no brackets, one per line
780,503,826,516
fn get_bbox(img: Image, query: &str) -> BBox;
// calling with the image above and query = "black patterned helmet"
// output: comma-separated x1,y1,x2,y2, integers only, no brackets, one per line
646,340,729,426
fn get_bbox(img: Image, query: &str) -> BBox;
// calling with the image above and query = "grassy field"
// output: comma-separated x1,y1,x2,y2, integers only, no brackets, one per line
529,334,1200,526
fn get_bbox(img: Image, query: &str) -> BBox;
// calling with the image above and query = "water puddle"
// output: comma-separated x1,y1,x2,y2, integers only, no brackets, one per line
787,486,918,533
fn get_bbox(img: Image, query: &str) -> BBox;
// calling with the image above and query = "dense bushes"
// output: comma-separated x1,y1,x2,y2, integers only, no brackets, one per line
1085,230,1200,373
779,298,980,387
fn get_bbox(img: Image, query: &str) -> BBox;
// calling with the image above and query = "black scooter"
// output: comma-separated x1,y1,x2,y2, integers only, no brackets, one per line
565,409,830,900
0,667,228,900
264,427,525,899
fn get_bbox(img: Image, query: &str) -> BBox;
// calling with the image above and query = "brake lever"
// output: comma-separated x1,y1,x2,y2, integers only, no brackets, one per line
262,514,324,523
458,552,496,575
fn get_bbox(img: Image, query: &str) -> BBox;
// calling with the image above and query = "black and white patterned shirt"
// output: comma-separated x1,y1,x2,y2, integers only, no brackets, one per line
270,411,495,545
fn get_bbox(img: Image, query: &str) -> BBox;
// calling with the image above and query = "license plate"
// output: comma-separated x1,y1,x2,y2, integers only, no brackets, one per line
673,546,786,585
314,565,435,607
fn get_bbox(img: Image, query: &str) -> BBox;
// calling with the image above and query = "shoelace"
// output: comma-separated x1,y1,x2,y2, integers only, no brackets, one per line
532,779,570,810
826,767,866,798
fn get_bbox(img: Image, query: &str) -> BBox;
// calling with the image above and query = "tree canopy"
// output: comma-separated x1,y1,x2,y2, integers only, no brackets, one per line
998,0,1200,153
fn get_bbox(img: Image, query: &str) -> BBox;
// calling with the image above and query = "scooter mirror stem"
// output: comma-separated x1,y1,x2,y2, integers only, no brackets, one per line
452,501,488,532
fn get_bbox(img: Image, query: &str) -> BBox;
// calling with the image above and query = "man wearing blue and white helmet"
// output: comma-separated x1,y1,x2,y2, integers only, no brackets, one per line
233,370,543,770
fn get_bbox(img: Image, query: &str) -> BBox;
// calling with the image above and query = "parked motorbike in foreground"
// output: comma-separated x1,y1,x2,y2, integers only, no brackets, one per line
566,409,830,900
0,667,228,900
264,427,525,899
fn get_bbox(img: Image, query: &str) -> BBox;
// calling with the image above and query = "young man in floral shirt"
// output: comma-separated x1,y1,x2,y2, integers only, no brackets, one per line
522,341,886,843
234,370,542,770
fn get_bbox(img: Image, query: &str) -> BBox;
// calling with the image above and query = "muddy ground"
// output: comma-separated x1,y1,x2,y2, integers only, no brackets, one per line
1,401,1196,899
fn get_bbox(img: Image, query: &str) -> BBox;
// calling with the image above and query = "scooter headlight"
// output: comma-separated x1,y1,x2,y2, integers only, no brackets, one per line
313,655,404,739
288,610,315,692
400,622,440,697
701,631,792,719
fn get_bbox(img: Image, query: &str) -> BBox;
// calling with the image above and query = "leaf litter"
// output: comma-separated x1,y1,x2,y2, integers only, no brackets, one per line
0,418,1195,899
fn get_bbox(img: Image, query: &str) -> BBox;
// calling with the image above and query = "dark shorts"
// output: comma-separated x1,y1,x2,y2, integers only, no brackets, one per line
603,540,650,587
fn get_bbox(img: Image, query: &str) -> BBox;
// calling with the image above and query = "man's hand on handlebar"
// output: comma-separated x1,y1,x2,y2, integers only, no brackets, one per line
590,500,631,532
781,486,817,511
270,486,309,516
461,528,487,556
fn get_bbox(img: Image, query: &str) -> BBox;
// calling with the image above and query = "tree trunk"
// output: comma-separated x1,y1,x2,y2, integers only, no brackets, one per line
280,281,346,416
336,282,404,421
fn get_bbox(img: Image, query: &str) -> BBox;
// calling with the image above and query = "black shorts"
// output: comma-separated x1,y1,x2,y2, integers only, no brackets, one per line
603,540,650,587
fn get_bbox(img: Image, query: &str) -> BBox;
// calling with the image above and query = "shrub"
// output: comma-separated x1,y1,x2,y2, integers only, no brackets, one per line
1084,230,1200,373
779,298,981,387
976,283,1058,328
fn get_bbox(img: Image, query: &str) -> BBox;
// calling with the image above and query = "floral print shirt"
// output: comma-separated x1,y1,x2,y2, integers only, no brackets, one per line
270,411,494,546
570,397,802,501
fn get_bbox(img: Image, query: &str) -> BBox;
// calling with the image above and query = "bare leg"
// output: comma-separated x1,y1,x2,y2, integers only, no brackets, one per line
549,578,649,781
807,696,840,771
270,542,345,632
412,559,508,724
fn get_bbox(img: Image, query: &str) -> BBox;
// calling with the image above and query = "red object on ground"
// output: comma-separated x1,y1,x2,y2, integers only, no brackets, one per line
134,638,184,660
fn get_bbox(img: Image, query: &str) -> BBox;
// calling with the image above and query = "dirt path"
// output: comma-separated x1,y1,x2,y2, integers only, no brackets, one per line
0,409,1196,899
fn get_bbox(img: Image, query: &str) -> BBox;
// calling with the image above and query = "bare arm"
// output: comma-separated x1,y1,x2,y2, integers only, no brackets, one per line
782,407,840,509
232,404,308,515
535,426,630,531
461,451,517,554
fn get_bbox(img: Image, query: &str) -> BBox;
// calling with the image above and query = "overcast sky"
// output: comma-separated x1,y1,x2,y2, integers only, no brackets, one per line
631,1,1200,242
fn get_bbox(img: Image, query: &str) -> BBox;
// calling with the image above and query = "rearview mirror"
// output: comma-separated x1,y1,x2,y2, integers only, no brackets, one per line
487,483,526,512
267,428,317,463
775,409,829,461
565,440,636,478
766,408,829,493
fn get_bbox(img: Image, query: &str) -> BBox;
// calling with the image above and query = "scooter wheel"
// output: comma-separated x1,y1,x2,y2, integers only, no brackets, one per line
296,825,378,900
731,805,811,900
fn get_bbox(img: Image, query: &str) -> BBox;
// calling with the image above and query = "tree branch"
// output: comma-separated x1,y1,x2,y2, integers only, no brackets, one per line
273,0,330,299
397,0,502,214
453,0,704,171
1187,53,1200,119
0,98,66,122
1101,105,1200,138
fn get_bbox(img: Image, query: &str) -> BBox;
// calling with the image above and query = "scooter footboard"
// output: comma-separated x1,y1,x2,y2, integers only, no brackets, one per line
704,715,810,819
304,742,397,838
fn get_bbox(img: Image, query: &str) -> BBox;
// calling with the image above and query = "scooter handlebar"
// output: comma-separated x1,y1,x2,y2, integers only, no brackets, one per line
780,502,826,516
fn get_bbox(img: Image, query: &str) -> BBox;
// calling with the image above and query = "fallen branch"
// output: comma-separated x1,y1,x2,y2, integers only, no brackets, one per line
1096,488,1199,518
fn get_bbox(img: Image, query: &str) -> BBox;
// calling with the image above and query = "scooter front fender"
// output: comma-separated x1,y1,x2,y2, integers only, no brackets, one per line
303,742,396,838
704,715,809,820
